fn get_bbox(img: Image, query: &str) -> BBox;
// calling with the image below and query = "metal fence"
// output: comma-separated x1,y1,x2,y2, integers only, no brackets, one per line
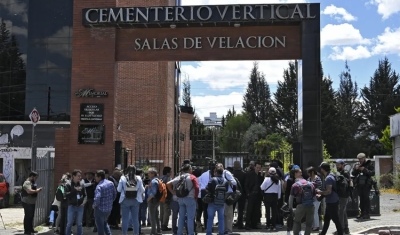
34,151,54,227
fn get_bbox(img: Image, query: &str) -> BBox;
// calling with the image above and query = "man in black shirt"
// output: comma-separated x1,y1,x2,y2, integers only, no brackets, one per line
65,169,87,235
335,159,351,235
232,161,246,229
244,162,262,230
83,170,96,227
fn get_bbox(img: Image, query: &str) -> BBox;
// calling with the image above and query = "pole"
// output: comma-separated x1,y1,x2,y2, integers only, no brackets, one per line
212,128,215,160
31,124,36,171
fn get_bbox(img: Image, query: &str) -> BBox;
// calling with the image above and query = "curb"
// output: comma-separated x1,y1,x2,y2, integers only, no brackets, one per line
353,225,400,235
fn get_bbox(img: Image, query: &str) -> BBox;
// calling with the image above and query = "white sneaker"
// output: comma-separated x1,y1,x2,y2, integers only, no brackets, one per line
287,231,292,235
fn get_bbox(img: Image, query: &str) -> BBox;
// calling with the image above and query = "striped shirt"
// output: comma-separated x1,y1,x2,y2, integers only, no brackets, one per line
308,175,323,190
93,179,116,212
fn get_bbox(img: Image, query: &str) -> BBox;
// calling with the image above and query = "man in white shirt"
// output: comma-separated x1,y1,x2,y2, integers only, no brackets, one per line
196,162,216,231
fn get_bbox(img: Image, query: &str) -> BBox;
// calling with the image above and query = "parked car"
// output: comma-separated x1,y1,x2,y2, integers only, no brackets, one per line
0,173,10,208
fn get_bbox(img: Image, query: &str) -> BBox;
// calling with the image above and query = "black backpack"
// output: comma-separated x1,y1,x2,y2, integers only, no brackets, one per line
175,175,192,198
55,185,66,201
125,176,139,199
336,173,350,198
214,178,227,206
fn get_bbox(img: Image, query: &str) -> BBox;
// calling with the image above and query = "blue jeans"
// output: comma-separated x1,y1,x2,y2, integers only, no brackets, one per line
139,202,148,224
94,207,112,235
49,210,55,223
178,197,196,235
66,206,84,235
171,200,179,234
206,203,224,235
121,198,140,235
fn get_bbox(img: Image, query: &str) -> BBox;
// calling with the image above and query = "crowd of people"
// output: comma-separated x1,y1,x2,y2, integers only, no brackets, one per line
20,152,376,235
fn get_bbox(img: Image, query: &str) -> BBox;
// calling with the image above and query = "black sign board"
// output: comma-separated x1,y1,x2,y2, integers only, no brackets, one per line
78,124,105,145
80,103,104,122
82,4,318,28
75,89,108,98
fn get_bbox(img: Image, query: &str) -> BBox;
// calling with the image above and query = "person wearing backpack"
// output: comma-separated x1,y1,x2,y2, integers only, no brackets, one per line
260,167,282,231
118,165,145,235
205,167,228,235
316,163,343,235
289,167,315,235
166,164,199,235
146,167,162,235
335,159,351,235
160,166,173,231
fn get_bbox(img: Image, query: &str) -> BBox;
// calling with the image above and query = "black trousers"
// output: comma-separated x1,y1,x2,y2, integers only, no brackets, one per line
196,197,208,229
321,202,343,235
245,193,261,227
233,196,246,227
22,202,35,233
83,198,94,226
263,194,278,227
59,203,68,235
108,199,121,226
357,185,371,215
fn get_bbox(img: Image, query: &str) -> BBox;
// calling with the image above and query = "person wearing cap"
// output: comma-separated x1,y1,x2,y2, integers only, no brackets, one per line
316,163,343,235
260,167,282,231
335,159,351,235
352,153,375,219
82,170,96,227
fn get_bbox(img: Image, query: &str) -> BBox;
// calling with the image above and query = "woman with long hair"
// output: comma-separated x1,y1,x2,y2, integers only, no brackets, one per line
260,167,282,231
117,165,145,235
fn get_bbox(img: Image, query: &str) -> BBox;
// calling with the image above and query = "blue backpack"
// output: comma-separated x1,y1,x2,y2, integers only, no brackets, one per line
296,181,314,207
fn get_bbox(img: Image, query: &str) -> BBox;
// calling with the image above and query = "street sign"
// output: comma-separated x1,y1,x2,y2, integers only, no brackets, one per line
29,108,40,126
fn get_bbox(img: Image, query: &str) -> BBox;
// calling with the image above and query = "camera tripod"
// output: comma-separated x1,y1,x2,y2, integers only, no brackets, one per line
0,212,5,229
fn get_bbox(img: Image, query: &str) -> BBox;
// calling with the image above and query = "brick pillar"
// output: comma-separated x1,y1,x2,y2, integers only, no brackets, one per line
179,110,194,162
68,0,117,172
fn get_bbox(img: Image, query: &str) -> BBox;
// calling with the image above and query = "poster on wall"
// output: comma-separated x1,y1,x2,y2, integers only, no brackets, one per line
78,124,105,145
80,104,104,122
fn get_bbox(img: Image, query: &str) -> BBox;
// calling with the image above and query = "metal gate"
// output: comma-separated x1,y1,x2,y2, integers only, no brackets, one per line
34,151,54,227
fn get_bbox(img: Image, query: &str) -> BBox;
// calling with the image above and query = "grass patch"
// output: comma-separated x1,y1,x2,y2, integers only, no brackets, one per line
34,225,44,232
380,188,400,194
393,208,400,212
5,222,23,228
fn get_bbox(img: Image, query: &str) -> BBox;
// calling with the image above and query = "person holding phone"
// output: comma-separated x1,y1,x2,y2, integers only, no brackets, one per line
65,169,87,235
22,171,43,235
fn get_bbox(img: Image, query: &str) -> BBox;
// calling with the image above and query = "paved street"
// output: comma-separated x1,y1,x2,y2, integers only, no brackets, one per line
1,193,399,235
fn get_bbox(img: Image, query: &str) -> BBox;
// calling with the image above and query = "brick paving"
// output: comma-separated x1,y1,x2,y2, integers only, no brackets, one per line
1,193,399,235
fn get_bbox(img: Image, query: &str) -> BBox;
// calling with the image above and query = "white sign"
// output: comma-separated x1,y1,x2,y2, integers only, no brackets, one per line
390,113,400,137
29,108,40,126
134,36,286,51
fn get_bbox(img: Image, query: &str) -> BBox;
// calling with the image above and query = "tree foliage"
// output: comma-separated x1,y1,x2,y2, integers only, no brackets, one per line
0,19,26,120
241,123,267,154
379,107,400,154
243,62,274,130
182,74,192,107
219,113,250,152
274,61,298,143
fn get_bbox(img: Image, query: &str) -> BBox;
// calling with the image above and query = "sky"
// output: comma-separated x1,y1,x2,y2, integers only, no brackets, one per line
180,0,400,120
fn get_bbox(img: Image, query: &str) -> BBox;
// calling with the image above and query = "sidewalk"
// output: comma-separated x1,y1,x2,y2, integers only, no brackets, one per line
1,192,399,235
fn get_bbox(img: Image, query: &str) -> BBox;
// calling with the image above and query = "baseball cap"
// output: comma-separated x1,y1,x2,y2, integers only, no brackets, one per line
319,162,331,171
292,165,300,169
357,153,366,159
269,167,277,174
334,159,345,164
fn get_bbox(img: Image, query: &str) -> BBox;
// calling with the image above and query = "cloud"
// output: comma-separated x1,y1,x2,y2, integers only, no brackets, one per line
368,0,400,20
321,23,371,48
4,20,27,37
47,26,72,57
192,92,244,119
328,46,371,61
182,0,306,5
0,0,28,22
321,4,357,22
372,27,400,56
181,60,292,91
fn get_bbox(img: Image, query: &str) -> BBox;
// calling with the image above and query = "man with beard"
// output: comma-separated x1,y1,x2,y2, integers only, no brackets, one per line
244,162,262,230
352,153,375,219
21,171,43,234
335,159,351,235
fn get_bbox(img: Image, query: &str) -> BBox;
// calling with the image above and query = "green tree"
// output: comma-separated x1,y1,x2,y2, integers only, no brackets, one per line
360,58,400,154
225,106,236,122
221,115,226,127
182,75,192,107
320,64,341,157
241,123,267,154
336,61,363,157
191,113,204,130
242,62,274,129
0,19,26,120
273,61,298,143
219,113,250,152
